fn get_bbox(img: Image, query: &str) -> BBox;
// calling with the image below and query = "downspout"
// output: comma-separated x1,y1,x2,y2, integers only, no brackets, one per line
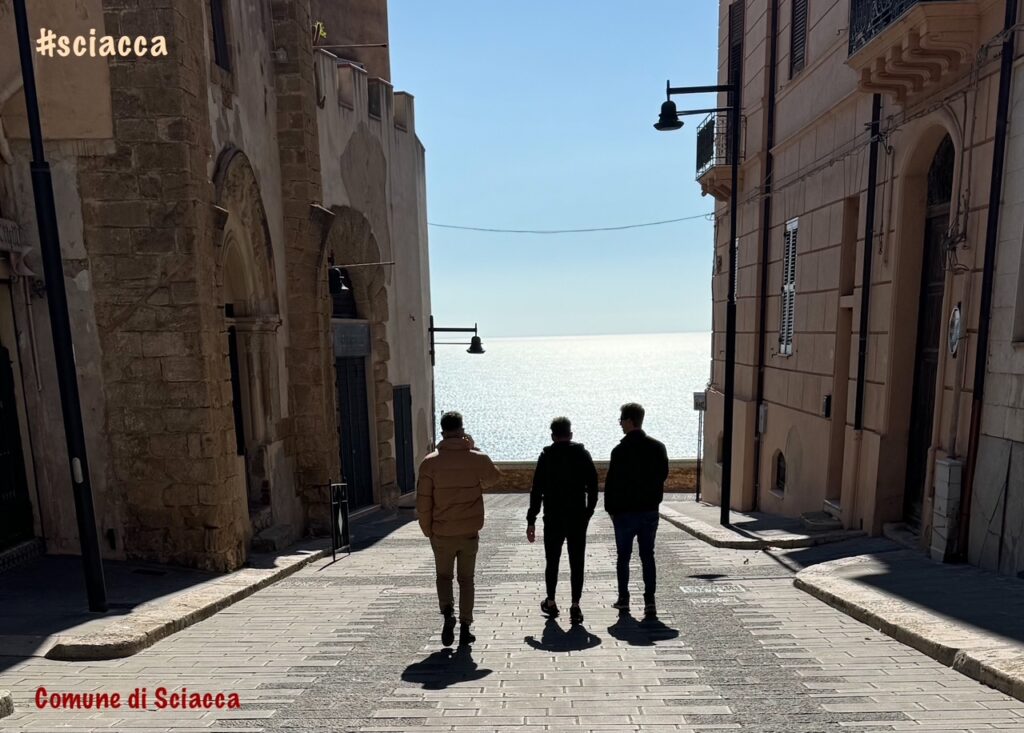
752,0,780,510
850,94,882,529
957,0,1019,561
854,94,882,431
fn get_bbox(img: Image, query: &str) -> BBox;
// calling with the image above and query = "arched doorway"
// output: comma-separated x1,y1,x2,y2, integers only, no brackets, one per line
904,134,954,527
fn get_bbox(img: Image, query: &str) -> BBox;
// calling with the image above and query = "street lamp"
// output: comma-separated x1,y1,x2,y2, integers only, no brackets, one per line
654,79,741,528
428,316,485,366
427,316,485,445
12,0,107,609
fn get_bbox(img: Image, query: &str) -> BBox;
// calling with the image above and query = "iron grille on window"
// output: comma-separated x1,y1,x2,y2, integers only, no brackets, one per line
848,0,939,55
791,0,808,76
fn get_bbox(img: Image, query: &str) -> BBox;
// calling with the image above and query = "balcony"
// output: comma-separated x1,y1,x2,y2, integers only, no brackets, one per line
847,0,980,104
695,113,745,201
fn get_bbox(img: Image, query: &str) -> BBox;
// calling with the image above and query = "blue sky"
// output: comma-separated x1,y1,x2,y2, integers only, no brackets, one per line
389,1,719,337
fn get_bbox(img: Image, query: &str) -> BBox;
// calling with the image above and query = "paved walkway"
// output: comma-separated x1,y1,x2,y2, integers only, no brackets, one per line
2,495,1024,732
661,500,864,549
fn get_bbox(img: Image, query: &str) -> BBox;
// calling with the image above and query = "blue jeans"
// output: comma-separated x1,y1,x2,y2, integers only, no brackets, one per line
612,511,659,601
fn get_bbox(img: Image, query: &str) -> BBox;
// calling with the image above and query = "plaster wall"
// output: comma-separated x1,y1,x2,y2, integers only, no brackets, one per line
702,0,1006,554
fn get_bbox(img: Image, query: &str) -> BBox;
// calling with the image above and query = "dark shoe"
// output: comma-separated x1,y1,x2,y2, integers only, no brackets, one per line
459,622,476,646
612,596,629,610
540,599,560,618
569,604,584,625
644,600,657,618
441,609,456,647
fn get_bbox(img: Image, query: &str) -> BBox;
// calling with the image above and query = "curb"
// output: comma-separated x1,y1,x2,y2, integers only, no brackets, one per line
0,690,12,719
659,505,864,549
45,546,328,661
795,558,1024,703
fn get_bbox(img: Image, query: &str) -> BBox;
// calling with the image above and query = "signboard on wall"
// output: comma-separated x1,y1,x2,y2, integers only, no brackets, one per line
332,321,371,358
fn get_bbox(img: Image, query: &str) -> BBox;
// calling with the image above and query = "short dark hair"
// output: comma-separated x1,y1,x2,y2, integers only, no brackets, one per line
620,402,645,426
440,411,463,432
550,416,572,438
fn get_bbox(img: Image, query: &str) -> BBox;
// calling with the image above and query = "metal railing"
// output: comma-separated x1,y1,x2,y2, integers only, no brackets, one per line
695,112,743,179
849,0,944,55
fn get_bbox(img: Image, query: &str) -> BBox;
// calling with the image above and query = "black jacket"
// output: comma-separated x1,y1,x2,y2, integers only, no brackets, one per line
527,442,599,525
603,429,669,515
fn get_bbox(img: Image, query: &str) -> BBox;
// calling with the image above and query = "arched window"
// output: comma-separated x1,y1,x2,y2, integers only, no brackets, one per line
775,452,787,492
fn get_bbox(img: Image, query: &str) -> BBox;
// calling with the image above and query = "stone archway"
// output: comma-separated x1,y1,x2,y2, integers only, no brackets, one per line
319,206,398,509
212,147,291,537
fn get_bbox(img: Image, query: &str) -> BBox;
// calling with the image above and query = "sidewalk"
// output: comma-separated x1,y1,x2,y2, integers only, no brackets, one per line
660,499,865,549
0,541,328,664
795,549,1024,702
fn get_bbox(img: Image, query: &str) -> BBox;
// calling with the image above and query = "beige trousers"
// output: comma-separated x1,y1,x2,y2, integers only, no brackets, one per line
430,534,479,624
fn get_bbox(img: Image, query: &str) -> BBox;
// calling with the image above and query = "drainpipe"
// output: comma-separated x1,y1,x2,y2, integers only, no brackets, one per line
957,0,1019,562
752,0,780,510
854,94,882,432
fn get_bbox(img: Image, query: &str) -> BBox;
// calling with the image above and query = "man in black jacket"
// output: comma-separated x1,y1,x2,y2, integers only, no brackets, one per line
526,416,598,625
604,402,669,617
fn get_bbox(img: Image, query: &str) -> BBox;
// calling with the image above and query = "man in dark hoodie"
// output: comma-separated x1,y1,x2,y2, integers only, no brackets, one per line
526,416,598,625
604,402,669,617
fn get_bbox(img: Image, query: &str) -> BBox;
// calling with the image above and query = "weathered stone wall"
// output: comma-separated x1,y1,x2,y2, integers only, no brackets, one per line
267,0,345,534
76,0,249,571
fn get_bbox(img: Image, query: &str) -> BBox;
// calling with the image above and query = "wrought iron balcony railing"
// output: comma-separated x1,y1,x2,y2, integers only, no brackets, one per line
849,0,943,55
696,113,739,179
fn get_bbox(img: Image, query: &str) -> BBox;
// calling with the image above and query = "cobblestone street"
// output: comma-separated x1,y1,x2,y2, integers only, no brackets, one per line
3,495,1024,732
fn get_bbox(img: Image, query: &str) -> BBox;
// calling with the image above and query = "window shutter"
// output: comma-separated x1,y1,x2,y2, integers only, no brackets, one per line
779,219,798,356
790,0,808,77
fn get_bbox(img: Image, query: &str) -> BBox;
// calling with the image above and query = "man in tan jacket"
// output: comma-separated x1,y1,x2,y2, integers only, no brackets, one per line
417,411,501,647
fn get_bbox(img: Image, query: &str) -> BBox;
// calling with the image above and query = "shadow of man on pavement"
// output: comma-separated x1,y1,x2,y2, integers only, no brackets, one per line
525,618,601,652
607,608,679,646
401,646,493,690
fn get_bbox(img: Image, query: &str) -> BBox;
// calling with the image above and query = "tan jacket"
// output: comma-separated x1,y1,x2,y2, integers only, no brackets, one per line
416,437,501,538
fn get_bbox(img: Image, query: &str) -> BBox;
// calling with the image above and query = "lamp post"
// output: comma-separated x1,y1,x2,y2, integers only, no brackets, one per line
12,0,107,609
654,79,740,528
427,316,485,444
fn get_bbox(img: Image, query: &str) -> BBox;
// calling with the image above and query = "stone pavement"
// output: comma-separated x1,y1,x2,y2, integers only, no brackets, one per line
2,495,1024,732
796,550,1024,702
661,500,864,549
0,542,326,661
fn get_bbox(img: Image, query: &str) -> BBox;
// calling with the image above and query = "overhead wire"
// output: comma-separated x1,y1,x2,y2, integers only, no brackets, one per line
427,212,713,234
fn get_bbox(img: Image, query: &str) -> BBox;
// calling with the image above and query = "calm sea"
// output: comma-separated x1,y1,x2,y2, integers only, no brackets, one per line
434,332,711,461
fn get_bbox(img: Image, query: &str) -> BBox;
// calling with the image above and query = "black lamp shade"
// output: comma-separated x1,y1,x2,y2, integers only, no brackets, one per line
467,335,485,354
654,100,684,131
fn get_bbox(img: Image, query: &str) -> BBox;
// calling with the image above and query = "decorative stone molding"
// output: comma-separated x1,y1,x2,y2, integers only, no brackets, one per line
847,1,981,105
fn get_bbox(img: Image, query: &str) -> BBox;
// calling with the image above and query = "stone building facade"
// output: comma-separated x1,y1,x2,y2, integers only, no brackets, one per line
0,0,433,571
697,0,1023,575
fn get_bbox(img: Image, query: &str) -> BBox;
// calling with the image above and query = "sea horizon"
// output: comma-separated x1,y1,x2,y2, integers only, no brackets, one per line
434,331,712,462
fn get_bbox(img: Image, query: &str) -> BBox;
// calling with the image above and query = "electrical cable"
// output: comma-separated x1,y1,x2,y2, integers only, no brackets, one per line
427,212,713,234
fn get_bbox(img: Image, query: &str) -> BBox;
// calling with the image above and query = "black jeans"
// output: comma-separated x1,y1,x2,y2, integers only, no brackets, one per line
612,511,659,601
543,517,588,604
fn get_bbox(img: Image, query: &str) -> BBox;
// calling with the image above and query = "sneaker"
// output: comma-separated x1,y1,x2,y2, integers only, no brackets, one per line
644,600,657,618
569,604,584,625
459,622,476,646
441,609,456,647
611,596,629,610
540,599,560,618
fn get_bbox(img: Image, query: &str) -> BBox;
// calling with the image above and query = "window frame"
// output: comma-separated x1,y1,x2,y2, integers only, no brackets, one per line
779,218,798,356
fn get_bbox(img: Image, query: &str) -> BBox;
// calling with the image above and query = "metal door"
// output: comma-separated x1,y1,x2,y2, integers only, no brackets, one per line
335,356,374,509
904,137,954,528
393,385,415,494
0,341,33,550
904,212,946,526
